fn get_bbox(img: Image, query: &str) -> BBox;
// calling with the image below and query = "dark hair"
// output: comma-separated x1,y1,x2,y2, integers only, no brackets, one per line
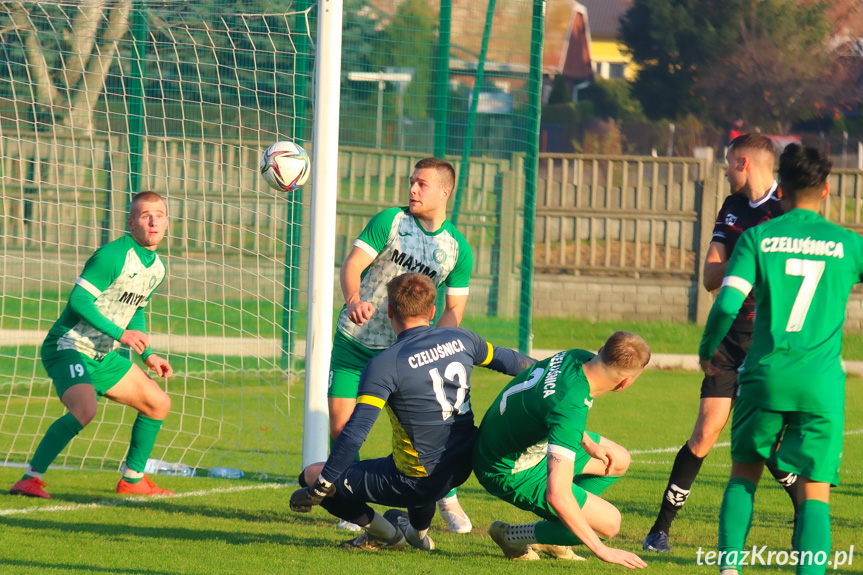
414,157,455,191
728,133,776,167
599,331,651,372
386,273,437,321
778,144,832,202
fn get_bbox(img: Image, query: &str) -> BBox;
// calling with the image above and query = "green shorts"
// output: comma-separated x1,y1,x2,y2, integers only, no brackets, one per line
474,431,602,519
731,395,843,486
42,347,133,400
327,331,382,399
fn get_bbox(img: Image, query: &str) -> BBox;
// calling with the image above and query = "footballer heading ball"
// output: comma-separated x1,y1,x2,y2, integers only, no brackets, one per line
260,141,311,192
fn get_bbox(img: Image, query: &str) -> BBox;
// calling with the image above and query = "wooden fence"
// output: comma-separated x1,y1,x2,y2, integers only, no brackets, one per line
3,133,863,322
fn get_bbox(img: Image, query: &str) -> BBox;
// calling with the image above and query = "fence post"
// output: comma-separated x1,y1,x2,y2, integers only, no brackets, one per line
495,164,519,317
695,163,717,324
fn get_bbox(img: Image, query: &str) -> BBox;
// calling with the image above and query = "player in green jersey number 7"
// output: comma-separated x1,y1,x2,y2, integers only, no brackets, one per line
699,145,863,575
10,191,175,499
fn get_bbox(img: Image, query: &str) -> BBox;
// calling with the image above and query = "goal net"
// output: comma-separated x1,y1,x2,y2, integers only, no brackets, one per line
0,1,315,479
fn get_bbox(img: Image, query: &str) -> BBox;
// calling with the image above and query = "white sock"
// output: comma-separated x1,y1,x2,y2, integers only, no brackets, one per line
366,511,398,540
123,468,145,480
407,524,429,541
504,523,537,544
25,465,43,480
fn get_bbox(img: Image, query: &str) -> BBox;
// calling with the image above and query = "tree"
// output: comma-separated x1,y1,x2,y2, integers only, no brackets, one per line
620,0,862,132
619,0,741,121
2,0,132,132
698,0,838,133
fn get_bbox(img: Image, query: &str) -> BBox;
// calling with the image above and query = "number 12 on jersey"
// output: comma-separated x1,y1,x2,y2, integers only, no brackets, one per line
430,362,469,420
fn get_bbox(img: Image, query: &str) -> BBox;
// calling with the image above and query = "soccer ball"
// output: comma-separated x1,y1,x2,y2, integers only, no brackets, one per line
260,141,311,192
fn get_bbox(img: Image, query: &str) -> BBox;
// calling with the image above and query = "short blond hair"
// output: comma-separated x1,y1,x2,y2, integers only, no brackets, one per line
130,191,165,217
599,331,651,373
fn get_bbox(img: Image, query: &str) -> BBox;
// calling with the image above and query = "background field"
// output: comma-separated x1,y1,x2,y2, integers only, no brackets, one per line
1,359,861,575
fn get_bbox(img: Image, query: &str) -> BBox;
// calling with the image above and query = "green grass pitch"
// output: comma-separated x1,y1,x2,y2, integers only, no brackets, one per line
1,367,861,574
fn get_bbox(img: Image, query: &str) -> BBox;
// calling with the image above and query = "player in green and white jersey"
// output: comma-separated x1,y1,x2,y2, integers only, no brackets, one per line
10,191,175,499
473,332,650,568
329,157,475,532
699,145,863,575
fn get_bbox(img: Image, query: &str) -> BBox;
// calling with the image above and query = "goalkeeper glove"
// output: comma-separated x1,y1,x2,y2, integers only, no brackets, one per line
290,476,335,512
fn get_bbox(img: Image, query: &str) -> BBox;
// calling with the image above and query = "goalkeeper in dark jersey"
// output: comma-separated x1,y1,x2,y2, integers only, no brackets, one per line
290,273,535,551
700,146,863,575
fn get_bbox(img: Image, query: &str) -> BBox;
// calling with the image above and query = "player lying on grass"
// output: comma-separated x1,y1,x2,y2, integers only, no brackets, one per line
10,191,174,499
473,332,650,569
290,272,535,551
700,145,863,575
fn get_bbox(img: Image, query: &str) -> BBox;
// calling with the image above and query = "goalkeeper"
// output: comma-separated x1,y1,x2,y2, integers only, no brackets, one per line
291,273,535,551
9,191,174,499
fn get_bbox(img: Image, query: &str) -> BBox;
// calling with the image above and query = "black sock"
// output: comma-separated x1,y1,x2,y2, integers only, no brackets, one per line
651,443,705,534
766,462,802,514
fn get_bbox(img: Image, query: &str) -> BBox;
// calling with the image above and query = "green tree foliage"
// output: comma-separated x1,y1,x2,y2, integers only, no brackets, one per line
619,0,739,121
620,0,856,132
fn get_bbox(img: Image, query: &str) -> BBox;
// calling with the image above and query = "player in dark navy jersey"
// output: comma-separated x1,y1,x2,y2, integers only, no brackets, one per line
290,273,535,551
644,134,800,553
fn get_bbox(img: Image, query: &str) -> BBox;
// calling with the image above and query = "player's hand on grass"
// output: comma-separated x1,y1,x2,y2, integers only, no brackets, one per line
145,355,173,378
121,330,150,355
595,546,647,569
347,301,375,326
290,478,335,512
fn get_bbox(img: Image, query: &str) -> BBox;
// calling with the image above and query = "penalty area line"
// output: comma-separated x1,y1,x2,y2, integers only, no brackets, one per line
0,482,293,517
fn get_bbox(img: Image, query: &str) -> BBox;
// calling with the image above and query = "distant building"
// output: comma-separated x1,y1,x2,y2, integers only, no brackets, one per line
579,0,635,80
542,0,594,103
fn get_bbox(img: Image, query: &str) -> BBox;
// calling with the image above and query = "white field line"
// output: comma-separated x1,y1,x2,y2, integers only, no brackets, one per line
631,428,863,457
0,482,292,517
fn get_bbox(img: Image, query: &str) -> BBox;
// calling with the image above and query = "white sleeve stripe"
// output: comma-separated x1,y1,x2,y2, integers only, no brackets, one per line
354,239,378,258
75,277,102,298
548,444,576,461
445,286,470,296
722,275,752,295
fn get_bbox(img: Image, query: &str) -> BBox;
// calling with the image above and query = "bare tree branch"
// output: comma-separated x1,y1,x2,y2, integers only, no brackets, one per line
9,2,63,109
65,0,133,132
62,0,106,89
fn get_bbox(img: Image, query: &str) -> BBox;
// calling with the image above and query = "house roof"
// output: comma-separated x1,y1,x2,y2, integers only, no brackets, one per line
543,0,593,80
580,0,631,38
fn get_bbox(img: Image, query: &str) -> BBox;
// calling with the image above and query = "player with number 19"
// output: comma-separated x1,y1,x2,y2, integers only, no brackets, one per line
290,273,535,551
699,144,863,575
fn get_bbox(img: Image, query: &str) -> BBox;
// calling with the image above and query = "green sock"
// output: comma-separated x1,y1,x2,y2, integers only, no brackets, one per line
443,488,457,499
796,500,830,575
29,412,85,474
718,477,757,570
535,519,583,546
574,473,622,497
124,414,164,474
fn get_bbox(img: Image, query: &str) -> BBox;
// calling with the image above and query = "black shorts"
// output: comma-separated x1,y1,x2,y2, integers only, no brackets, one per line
700,329,752,399
334,454,471,509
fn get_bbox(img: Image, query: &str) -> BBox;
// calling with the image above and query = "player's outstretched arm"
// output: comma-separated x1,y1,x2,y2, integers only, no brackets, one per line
546,451,646,569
